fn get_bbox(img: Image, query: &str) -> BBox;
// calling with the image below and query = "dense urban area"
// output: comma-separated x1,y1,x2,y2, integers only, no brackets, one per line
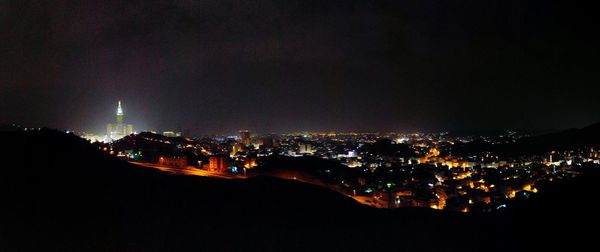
13,101,589,212
84,126,598,212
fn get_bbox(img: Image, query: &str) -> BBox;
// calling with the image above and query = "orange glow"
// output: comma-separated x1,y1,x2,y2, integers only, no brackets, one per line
507,191,516,199
243,158,257,169
453,172,472,180
477,184,490,192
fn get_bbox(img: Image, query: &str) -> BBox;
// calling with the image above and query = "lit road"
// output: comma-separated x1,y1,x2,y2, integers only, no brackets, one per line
130,162,242,179
130,161,384,207
352,196,388,208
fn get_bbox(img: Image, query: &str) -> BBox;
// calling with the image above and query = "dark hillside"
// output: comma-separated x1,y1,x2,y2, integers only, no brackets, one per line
0,129,597,251
451,123,600,156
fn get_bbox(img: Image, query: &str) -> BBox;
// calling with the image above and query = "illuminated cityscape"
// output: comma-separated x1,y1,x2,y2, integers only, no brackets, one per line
94,122,600,212
72,102,600,212
2,1,599,251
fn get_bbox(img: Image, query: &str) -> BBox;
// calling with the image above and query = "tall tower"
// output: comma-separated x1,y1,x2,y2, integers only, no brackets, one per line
116,100,124,125
107,100,134,141
115,101,124,138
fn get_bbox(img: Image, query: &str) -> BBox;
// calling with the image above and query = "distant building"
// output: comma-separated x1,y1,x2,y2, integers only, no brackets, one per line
208,156,229,172
298,143,314,154
239,130,251,146
163,131,181,137
347,150,357,158
81,133,107,143
107,101,133,140
231,143,242,157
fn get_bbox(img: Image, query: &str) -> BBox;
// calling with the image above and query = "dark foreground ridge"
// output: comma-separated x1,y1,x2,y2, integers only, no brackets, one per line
1,129,597,251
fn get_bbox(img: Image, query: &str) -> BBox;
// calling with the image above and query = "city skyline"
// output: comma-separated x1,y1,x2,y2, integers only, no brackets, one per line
24,98,600,138
2,1,599,250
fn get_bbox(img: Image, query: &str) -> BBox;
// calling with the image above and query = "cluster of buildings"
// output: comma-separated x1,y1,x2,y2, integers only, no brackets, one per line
266,132,597,211
96,127,599,212
85,102,600,212
81,101,134,142
81,101,190,143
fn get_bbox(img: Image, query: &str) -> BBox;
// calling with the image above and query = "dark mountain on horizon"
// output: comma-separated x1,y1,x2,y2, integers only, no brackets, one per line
505,122,600,154
0,128,598,251
446,128,556,138
452,122,600,157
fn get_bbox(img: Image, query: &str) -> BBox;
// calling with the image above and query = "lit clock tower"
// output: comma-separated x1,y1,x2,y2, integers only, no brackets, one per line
107,100,133,140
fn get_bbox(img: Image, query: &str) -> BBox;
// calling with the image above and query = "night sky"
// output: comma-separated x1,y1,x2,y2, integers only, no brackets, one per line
1,0,598,134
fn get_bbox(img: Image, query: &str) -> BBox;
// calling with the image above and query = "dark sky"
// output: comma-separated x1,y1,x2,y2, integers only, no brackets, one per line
1,0,598,134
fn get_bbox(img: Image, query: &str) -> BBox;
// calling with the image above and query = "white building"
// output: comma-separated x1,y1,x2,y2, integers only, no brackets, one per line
107,101,133,140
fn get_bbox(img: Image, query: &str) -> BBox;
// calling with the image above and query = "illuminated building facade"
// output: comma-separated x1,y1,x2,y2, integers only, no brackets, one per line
231,144,242,157
298,143,314,154
163,131,181,137
107,101,133,140
209,156,229,172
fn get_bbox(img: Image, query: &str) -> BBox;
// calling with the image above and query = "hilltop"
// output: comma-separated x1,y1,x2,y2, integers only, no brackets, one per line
0,128,597,251
451,123,600,156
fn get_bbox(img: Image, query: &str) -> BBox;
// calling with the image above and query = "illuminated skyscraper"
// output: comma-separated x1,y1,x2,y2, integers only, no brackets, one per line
107,101,133,140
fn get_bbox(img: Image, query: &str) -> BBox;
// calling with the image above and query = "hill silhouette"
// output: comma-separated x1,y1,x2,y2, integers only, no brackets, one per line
1,128,597,251
504,122,600,154
452,123,600,156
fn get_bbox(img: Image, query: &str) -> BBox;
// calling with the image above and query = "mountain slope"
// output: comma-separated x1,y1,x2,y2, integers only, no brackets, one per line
1,129,597,251
452,123,600,156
